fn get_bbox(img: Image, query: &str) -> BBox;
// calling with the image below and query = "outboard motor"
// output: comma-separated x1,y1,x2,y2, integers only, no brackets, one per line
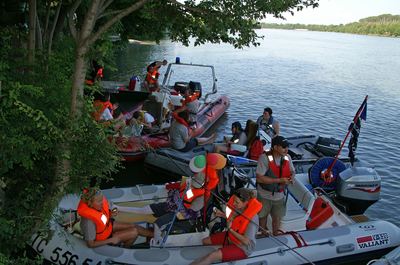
335,167,381,215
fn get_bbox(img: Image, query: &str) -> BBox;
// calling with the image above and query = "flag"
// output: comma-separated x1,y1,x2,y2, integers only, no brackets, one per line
348,96,368,165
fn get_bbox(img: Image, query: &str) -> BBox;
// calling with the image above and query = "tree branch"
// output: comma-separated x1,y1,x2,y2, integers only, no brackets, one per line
68,0,82,41
99,0,115,15
87,0,152,46
167,0,208,14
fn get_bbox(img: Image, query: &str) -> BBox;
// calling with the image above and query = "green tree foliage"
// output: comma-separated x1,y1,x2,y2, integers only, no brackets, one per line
0,0,321,262
261,14,400,37
0,27,120,258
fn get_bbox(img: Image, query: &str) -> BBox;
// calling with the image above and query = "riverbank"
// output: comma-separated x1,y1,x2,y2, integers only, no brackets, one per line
261,14,400,38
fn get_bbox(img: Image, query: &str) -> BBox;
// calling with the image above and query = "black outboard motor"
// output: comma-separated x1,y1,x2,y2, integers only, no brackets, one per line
335,167,381,215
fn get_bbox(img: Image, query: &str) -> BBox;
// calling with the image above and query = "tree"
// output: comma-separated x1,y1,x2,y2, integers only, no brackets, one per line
0,0,320,260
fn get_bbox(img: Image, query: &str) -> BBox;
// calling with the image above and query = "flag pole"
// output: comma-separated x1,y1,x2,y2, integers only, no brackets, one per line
321,95,368,181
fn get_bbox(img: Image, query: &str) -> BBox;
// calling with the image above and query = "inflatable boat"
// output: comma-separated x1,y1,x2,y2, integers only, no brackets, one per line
29,163,399,264
144,133,347,177
110,62,230,161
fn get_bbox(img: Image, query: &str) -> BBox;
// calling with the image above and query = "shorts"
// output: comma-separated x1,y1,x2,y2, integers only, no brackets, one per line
257,196,286,219
150,202,170,217
178,138,198,152
209,232,247,262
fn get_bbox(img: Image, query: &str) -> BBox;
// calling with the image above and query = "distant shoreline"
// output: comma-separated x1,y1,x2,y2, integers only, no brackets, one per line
260,14,400,38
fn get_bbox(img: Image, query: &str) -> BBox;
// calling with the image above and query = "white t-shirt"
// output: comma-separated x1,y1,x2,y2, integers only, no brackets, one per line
100,108,113,121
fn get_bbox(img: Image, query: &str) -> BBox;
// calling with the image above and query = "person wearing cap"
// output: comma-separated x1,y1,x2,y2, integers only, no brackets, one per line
256,107,280,138
214,121,247,154
255,135,295,236
77,187,153,248
190,188,261,265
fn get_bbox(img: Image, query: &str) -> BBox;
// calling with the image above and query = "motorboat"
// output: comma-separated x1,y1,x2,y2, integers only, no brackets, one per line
29,161,399,264
368,246,400,264
144,132,346,177
103,62,229,161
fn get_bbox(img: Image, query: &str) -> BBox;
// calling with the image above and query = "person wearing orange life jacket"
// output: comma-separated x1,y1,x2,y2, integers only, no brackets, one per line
143,59,167,92
190,188,261,265
256,135,295,236
115,155,210,219
77,187,153,248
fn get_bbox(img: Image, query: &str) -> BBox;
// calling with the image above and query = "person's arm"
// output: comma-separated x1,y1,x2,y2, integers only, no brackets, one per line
228,227,251,246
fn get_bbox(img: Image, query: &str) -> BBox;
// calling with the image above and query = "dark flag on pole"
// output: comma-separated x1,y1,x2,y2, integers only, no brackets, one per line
348,97,368,165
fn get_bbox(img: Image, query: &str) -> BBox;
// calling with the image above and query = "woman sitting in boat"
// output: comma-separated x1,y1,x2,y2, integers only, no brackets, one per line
214,121,247,154
190,188,261,265
77,187,153,248
169,109,215,152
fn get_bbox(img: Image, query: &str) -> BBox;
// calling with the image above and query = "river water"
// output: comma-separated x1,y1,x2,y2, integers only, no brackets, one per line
111,29,400,227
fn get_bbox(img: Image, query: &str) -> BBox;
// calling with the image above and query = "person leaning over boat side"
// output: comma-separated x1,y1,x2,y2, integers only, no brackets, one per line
214,121,247,154
256,135,295,236
169,109,215,152
181,86,201,126
256,107,280,138
190,188,261,265
77,187,153,248
143,59,167,92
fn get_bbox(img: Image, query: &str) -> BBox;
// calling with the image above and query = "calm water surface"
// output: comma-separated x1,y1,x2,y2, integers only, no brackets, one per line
112,29,400,227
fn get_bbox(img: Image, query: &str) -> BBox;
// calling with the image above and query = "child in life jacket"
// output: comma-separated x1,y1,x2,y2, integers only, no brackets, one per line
190,188,261,265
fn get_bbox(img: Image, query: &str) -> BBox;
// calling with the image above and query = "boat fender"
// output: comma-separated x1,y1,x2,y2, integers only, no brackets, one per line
306,197,334,230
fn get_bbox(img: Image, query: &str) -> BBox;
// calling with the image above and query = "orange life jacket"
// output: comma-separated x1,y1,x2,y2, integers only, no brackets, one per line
77,197,113,241
258,152,291,193
93,100,113,121
145,70,159,85
180,181,205,209
183,91,200,105
172,112,189,128
226,196,262,245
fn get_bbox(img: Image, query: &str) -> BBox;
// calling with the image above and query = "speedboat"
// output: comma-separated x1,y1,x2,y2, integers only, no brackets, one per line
107,62,229,161
29,161,399,264
144,132,346,177
368,246,400,264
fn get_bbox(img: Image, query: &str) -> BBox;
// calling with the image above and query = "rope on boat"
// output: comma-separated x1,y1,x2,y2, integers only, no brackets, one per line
148,147,316,265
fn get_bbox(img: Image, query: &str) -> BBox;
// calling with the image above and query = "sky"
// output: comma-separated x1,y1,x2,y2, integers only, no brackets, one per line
266,0,400,25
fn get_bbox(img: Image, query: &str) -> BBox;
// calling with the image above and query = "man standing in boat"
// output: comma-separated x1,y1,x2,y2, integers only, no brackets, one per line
256,107,280,138
143,59,167,92
256,136,295,236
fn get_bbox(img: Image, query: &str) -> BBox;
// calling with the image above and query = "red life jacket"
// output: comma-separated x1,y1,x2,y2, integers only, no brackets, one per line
145,70,159,85
172,112,189,128
77,197,113,241
226,196,262,245
248,138,264,161
183,91,200,105
179,181,205,209
258,152,291,193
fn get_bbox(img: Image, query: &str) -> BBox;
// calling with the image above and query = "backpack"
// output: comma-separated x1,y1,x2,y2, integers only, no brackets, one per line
248,138,264,161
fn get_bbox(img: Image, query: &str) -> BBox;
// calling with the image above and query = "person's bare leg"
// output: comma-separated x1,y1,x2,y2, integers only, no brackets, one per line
197,133,216,145
272,216,281,236
189,250,223,265
259,216,270,236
